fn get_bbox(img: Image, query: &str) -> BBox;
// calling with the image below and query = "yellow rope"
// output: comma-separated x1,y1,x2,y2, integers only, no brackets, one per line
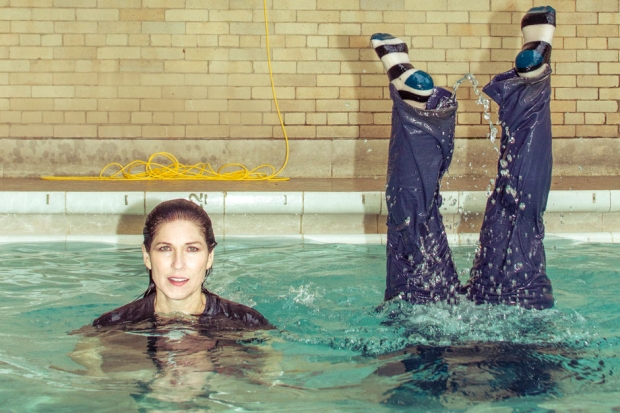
42,0,289,182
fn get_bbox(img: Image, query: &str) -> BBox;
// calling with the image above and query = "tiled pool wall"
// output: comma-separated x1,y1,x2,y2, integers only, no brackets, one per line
1,188,619,244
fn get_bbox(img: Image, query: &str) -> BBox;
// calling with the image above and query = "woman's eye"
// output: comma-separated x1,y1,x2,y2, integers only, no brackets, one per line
158,246,171,251
188,246,199,252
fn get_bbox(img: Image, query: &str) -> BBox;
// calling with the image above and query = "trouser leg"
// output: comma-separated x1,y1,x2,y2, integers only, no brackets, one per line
385,85,460,304
463,67,554,310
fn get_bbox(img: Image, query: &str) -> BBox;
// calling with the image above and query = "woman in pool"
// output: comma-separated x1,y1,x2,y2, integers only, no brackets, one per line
93,198,272,330
372,6,556,310
70,201,278,402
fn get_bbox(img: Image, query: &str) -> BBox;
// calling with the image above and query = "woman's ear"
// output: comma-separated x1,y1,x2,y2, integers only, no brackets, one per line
142,244,152,270
207,249,214,269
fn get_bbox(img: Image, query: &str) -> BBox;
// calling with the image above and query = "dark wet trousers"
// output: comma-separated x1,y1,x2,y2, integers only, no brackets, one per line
385,68,554,310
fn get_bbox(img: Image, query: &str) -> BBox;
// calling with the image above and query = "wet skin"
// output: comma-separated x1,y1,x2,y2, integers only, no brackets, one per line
142,219,214,315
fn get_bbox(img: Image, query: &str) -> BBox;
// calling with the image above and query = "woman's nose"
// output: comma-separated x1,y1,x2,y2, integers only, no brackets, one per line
172,250,185,269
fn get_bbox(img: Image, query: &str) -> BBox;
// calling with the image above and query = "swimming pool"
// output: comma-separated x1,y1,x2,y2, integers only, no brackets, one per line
0,239,618,412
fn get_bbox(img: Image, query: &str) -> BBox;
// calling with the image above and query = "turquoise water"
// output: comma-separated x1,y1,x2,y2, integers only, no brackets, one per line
0,239,619,412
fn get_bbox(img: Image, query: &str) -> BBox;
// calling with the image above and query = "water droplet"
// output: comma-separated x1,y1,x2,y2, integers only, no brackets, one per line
451,73,499,153
519,202,526,210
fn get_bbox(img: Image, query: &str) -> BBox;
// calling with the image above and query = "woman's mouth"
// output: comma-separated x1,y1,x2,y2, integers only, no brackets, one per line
168,277,189,287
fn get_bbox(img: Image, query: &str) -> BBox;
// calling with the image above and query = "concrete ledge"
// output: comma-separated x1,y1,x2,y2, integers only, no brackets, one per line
2,138,619,178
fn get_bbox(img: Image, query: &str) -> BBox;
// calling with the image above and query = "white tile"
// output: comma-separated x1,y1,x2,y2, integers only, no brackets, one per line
222,234,303,243
611,232,620,243
610,190,620,212
550,232,614,244
0,235,67,244
225,192,303,215
302,213,379,234
459,191,488,214
379,233,387,245
457,232,480,247
303,191,382,214
66,234,144,245
145,192,225,215
380,194,387,216
446,233,460,246
439,191,459,214
0,191,65,214
224,213,301,235
302,234,383,244
546,190,610,213
66,192,145,215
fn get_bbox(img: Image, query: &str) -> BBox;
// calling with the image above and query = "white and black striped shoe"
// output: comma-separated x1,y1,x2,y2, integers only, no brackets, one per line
515,6,556,78
371,33,434,109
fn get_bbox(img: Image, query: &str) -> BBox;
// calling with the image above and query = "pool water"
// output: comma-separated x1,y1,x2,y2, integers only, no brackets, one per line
0,239,618,412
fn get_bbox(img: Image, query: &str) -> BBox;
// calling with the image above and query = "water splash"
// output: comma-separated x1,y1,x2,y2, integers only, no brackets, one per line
288,283,323,306
452,73,500,154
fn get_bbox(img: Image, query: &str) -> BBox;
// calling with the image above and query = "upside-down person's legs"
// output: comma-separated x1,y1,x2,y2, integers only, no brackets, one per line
462,6,556,310
372,33,460,304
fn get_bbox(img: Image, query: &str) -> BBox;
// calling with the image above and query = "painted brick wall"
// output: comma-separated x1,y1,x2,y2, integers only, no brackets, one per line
0,0,618,177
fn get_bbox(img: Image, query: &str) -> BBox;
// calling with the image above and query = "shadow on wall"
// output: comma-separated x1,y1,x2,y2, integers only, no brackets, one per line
115,212,145,239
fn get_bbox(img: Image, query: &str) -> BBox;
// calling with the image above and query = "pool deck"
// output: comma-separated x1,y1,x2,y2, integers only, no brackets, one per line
1,176,619,244
2,175,619,192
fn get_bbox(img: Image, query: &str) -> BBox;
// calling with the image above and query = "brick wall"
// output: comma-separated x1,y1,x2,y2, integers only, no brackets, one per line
0,0,618,178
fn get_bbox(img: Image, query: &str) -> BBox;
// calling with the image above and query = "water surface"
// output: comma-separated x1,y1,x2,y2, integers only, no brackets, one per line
0,239,618,412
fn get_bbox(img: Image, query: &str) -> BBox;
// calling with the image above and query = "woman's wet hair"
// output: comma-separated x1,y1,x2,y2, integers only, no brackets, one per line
143,198,217,252
141,198,217,297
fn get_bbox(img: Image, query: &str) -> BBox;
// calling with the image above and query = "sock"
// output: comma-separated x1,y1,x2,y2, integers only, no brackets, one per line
515,6,556,79
371,33,434,109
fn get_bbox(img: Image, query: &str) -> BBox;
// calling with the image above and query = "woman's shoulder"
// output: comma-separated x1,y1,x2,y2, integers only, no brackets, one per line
92,295,156,328
201,291,273,330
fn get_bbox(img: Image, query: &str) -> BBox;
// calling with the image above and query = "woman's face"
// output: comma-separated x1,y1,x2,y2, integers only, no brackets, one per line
143,219,213,313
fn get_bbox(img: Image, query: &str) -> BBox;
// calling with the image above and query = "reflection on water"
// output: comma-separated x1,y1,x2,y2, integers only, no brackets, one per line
0,240,619,412
375,341,608,409
77,321,273,409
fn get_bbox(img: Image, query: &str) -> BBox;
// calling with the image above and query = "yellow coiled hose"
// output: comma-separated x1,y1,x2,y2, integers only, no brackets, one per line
43,0,288,181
